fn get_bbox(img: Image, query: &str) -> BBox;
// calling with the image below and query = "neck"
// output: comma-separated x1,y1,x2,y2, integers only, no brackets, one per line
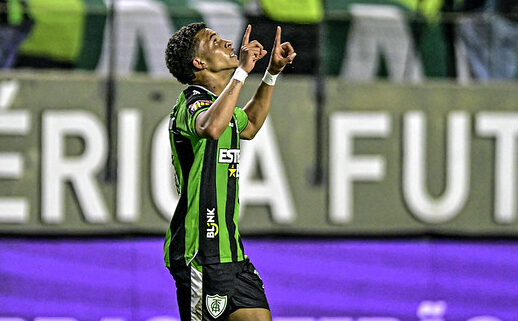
192,69,234,96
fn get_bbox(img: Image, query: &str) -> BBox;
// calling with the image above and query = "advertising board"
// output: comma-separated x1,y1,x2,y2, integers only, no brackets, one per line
0,238,516,320
1,75,518,235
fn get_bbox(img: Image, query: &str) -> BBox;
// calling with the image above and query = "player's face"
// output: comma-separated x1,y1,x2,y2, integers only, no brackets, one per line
194,28,239,72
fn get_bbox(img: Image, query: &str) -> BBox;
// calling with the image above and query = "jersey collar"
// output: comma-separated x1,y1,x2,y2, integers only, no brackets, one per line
190,85,218,98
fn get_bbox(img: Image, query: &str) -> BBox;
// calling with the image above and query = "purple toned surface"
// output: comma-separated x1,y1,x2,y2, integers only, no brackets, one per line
1,238,517,321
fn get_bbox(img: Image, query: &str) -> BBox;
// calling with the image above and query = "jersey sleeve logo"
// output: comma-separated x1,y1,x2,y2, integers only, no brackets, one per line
188,100,212,115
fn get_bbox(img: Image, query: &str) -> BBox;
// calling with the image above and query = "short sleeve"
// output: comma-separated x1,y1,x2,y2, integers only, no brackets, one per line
234,107,249,133
174,99,212,138
187,100,212,137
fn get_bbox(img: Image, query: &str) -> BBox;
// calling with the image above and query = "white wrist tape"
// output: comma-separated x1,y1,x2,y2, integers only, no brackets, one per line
262,70,279,86
232,67,248,83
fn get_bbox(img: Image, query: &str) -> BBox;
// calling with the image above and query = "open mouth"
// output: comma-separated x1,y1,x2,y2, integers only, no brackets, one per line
230,50,236,58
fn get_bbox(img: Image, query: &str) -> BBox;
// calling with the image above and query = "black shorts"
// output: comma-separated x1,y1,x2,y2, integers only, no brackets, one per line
168,258,269,321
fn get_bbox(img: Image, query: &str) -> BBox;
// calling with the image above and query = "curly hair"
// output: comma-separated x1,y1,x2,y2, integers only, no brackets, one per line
165,22,206,84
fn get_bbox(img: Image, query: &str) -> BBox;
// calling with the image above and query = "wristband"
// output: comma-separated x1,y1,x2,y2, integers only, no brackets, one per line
262,70,279,86
232,67,248,83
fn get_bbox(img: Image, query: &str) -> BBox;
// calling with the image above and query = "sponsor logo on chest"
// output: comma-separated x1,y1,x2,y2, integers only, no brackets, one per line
219,149,240,178
218,149,240,164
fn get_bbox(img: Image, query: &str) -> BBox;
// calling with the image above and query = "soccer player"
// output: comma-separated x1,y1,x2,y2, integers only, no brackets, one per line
163,23,296,321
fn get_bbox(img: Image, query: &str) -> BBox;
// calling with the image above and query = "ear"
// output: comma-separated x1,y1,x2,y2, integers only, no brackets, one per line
192,58,206,70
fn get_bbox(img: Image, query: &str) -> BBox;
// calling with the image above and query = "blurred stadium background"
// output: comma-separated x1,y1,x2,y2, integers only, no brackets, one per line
1,0,518,320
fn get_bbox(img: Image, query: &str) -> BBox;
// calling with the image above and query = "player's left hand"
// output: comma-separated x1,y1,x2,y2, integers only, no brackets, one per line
267,26,296,75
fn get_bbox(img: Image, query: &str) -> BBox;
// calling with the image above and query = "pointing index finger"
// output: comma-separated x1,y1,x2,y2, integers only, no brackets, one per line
242,24,251,45
275,26,281,47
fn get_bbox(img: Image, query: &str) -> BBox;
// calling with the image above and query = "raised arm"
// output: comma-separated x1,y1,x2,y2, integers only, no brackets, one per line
240,26,296,140
196,25,267,139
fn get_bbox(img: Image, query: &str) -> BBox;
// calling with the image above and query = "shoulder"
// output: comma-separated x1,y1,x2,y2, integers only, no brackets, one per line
183,86,215,116
184,86,214,105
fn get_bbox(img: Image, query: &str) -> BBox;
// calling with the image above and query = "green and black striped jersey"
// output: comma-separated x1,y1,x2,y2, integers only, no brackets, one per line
164,85,249,267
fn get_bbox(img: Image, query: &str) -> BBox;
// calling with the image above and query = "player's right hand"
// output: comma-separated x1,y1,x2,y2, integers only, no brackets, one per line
239,25,267,74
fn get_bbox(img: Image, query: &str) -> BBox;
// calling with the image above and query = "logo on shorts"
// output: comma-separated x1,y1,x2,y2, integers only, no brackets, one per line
206,294,227,318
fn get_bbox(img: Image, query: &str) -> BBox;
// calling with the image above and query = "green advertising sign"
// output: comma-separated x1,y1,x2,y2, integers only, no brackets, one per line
1,73,517,236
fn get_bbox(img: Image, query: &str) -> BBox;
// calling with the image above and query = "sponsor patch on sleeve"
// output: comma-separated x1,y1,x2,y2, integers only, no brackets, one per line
188,100,212,115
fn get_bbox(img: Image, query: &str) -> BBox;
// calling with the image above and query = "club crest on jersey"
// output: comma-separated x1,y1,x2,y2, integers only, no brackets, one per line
188,100,211,115
206,294,227,318
206,208,218,238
